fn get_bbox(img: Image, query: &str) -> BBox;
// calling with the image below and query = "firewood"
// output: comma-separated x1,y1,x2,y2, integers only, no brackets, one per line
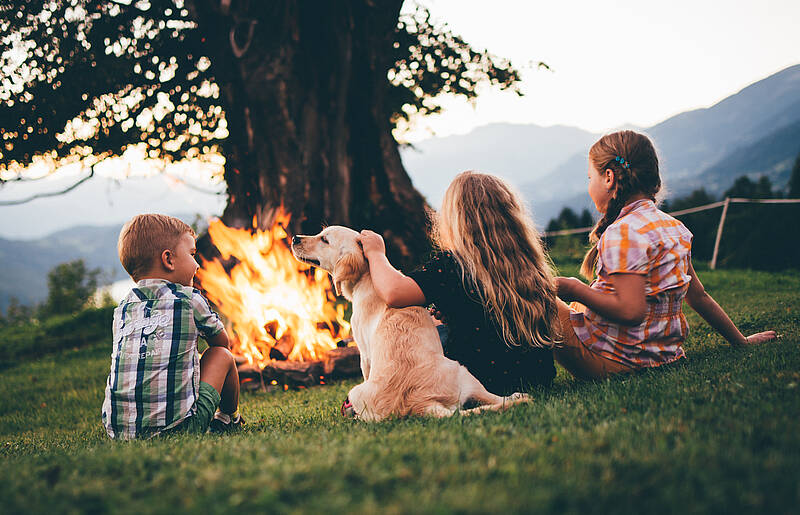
237,363,262,380
269,332,295,361
336,336,354,348
235,345,362,389
262,359,324,388
323,346,361,378
237,363,265,391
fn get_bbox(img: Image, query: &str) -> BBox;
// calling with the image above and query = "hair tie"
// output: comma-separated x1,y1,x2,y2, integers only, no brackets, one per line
614,156,630,169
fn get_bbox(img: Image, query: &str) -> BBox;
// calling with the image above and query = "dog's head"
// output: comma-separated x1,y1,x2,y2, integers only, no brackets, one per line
290,226,367,297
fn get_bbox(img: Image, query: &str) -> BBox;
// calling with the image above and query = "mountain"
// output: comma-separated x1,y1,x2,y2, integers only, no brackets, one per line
520,64,800,223
647,64,800,185
0,215,199,313
691,119,800,196
400,123,597,207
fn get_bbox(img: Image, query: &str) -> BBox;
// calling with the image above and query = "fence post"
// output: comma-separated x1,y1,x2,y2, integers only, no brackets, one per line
710,197,731,270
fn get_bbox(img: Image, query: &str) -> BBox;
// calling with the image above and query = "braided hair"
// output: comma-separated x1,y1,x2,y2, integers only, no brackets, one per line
580,131,662,279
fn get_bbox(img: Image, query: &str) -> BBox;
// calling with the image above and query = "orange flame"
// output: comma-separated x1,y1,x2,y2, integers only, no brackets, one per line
196,210,349,368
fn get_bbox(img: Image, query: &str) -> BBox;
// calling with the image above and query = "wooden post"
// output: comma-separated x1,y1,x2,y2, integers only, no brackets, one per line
710,197,731,270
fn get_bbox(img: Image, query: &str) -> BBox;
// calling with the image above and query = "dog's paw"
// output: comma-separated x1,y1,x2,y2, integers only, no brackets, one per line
341,397,358,419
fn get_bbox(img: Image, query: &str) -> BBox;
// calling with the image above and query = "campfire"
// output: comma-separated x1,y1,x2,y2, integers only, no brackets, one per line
195,210,360,390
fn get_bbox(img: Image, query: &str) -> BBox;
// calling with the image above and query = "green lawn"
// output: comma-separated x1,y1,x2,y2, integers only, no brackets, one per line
1,264,799,514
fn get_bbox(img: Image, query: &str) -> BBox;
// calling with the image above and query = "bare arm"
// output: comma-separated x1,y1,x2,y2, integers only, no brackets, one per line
684,261,776,346
206,327,231,349
557,273,648,326
358,230,426,308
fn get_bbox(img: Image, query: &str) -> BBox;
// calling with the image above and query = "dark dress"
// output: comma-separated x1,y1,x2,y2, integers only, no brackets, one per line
408,251,556,394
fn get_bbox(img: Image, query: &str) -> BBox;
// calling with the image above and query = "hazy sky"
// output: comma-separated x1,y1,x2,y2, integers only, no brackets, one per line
399,0,800,140
3,0,799,238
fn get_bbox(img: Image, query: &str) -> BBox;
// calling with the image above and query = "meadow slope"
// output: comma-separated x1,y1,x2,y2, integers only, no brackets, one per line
1,264,798,514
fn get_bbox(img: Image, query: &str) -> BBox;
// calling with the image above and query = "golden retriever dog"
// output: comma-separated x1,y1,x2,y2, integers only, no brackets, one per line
291,226,531,421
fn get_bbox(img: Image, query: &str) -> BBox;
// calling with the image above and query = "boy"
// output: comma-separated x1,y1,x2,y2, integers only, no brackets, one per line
102,214,243,439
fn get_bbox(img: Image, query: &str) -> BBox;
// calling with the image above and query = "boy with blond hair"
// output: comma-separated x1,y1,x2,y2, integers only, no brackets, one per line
102,214,243,438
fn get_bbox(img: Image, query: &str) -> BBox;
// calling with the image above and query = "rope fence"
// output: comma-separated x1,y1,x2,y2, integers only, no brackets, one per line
542,197,800,269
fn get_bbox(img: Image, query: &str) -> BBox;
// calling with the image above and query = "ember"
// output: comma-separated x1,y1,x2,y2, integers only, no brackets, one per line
196,209,353,375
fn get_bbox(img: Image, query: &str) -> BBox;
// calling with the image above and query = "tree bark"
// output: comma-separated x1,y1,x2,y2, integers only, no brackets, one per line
188,0,431,267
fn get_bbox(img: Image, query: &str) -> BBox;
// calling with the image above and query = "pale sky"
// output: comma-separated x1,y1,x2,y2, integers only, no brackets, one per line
3,0,800,238
399,0,800,140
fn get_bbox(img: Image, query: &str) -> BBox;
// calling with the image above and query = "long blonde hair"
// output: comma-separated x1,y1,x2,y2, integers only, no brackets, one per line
434,171,560,348
580,131,662,279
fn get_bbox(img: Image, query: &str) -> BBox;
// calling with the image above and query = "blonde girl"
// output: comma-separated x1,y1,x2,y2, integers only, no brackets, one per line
359,171,560,394
555,130,776,379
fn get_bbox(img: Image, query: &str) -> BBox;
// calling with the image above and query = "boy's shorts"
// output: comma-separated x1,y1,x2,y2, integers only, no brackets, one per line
163,381,220,435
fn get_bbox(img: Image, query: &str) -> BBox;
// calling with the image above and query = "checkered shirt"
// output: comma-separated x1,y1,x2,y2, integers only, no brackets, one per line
570,199,693,368
101,279,224,439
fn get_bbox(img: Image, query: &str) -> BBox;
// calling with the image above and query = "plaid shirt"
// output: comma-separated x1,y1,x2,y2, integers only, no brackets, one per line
570,199,693,368
101,279,224,439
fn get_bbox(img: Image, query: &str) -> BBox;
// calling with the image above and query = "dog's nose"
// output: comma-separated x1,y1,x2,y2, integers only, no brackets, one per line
291,235,300,246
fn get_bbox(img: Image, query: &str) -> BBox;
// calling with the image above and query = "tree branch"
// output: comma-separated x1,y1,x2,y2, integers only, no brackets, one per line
0,165,95,206
163,171,226,196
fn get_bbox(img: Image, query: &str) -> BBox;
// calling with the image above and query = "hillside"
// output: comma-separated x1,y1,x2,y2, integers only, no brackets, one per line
693,119,800,195
519,64,800,223
0,225,124,311
2,263,798,513
400,123,597,207
0,216,202,312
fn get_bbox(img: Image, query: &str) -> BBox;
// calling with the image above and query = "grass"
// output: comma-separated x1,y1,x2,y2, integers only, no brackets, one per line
0,262,798,514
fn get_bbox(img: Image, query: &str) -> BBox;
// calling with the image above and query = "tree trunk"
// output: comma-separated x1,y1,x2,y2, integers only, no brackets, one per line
188,0,431,267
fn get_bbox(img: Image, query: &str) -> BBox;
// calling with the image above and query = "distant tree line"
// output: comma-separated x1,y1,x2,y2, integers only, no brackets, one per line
543,207,594,260
0,260,113,327
545,154,800,270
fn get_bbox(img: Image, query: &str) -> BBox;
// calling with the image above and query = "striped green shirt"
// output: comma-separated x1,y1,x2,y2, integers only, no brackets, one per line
101,279,224,439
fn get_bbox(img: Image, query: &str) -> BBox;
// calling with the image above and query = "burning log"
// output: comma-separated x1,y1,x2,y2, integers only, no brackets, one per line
269,333,296,361
236,363,264,392
323,346,361,379
263,360,324,389
236,346,361,389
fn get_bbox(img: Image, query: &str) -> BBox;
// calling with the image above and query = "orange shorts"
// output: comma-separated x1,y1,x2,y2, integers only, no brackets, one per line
553,300,636,380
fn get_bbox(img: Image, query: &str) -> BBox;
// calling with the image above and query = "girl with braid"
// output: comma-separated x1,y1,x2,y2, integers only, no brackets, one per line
555,130,776,379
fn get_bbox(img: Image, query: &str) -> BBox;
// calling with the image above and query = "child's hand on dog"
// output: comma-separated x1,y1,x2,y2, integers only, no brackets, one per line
358,230,386,260
556,276,584,302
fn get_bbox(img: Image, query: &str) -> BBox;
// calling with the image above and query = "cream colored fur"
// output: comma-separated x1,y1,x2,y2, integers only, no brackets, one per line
291,226,531,421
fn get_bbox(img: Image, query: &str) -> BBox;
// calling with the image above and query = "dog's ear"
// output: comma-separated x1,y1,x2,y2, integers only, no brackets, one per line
333,251,367,296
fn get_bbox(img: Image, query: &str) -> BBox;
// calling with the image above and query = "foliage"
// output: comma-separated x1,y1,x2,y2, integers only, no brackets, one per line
42,259,102,316
670,177,800,269
1,0,224,171
548,175,800,270
0,265,798,513
388,4,524,132
725,175,775,199
790,151,800,198
716,177,800,270
1,0,523,174
0,297,37,327
543,207,593,260
0,305,113,370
